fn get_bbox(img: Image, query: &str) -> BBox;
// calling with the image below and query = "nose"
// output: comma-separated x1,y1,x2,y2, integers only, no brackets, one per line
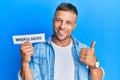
60,22,66,29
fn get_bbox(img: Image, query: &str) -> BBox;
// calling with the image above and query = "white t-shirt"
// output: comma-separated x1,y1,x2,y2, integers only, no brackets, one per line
52,41,74,80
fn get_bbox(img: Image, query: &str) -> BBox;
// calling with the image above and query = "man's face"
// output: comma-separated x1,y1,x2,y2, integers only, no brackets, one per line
53,10,77,41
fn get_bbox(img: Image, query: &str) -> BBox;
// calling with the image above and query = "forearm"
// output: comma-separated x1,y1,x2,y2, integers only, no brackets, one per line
20,63,33,80
90,67,103,80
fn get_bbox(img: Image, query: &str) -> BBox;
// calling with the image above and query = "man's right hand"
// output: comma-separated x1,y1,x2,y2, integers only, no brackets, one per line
20,42,34,64
20,42,34,80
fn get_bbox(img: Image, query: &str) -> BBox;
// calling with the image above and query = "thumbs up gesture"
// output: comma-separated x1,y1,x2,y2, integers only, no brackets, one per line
80,41,97,68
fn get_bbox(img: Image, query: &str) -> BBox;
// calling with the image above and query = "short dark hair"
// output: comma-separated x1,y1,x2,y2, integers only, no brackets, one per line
55,2,78,16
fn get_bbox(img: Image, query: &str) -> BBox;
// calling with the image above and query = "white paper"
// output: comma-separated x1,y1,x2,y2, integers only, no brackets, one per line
12,33,45,44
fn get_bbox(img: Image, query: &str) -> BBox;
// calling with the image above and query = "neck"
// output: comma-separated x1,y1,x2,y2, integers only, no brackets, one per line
52,36,72,47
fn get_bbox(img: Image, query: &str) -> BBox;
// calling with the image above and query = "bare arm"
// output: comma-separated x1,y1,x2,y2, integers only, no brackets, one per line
20,42,34,80
90,67,103,80
20,62,33,80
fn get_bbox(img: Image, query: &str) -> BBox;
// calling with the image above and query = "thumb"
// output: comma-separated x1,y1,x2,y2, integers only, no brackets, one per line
90,41,96,50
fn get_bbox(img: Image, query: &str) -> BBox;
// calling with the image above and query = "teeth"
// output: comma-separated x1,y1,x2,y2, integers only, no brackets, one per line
59,30,65,35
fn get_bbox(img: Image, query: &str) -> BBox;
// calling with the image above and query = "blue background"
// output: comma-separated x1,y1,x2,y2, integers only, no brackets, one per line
0,0,120,80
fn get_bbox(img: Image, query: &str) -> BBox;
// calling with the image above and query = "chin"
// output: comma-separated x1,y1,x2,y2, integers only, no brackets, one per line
55,33,68,41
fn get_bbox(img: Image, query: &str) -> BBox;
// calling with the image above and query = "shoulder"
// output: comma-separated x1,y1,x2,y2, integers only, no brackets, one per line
72,37,89,49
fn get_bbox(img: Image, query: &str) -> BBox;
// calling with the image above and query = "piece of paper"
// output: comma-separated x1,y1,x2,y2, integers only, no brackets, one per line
12,33,45,44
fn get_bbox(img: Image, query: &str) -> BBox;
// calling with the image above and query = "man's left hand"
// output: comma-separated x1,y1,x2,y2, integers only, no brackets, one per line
80,41,97,68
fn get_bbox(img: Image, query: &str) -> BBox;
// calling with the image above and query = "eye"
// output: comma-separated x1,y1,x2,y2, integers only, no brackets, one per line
66,21,73,25
55,19,62,23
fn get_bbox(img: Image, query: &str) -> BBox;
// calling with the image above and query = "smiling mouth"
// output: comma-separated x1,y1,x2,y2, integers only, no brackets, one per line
58,30,66,36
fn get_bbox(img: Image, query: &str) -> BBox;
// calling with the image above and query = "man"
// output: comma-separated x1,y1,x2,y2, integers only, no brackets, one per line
18,2,104,80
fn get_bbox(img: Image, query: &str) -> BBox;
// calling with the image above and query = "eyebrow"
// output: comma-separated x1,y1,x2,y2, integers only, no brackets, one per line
54,18,74,22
